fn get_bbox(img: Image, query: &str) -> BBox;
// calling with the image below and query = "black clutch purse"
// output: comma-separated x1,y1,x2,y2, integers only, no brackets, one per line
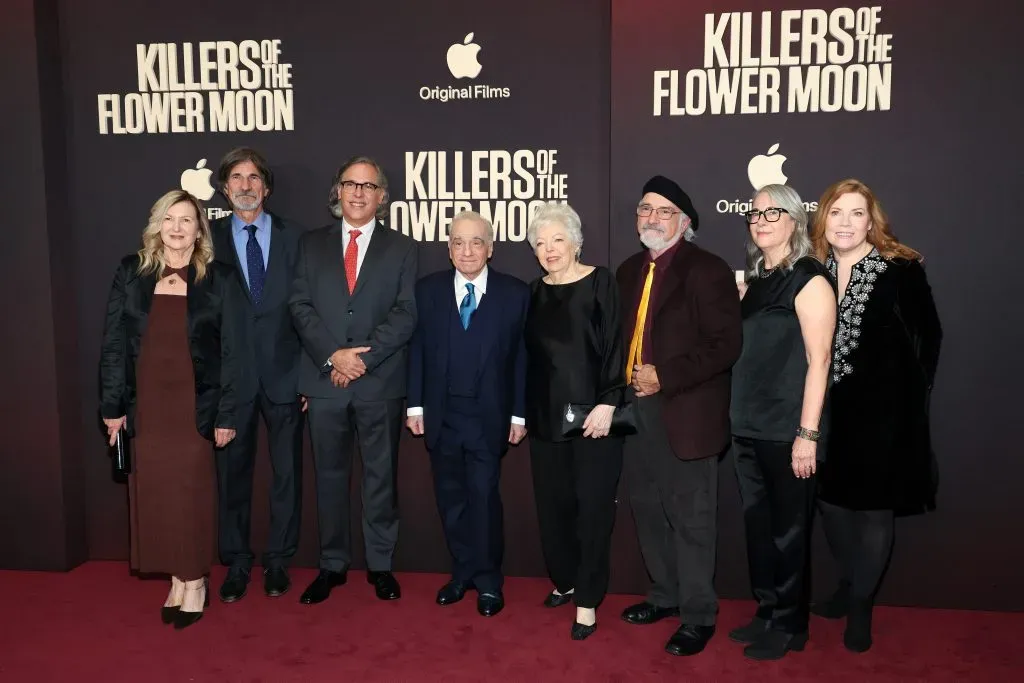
561,402,637,438
111,427,132,479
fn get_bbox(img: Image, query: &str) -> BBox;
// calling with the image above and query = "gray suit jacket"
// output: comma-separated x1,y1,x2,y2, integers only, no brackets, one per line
289,220,418,400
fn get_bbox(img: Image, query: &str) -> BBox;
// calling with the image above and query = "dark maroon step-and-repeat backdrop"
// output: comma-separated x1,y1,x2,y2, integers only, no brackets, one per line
3,0,1021,610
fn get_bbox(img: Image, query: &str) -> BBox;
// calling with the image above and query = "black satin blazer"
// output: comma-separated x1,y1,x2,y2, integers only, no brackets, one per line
98,254,240,440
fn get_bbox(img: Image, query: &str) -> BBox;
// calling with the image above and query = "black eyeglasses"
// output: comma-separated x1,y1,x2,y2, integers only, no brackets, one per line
341,181,380,194
743,208,789,224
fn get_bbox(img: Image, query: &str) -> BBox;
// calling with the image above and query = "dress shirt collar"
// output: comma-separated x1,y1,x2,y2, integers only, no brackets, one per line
455,265,489,295
342,218,376,240
231,210,270,236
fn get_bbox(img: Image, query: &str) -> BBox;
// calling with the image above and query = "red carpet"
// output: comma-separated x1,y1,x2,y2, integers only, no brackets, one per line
1,562,1021,682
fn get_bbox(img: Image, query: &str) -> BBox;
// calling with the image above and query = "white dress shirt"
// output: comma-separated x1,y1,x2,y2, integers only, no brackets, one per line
342,218,375,278
408,266,525,426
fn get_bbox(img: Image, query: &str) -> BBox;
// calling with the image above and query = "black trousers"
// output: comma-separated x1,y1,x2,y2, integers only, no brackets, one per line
307,396,403,572
626,395,719,626
733,436,816,633
215,384,303,570
819,500,895,600
430,397,503,593
530,435,623,609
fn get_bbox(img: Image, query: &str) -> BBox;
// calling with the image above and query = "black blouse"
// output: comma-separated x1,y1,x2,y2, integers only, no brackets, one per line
730,256,835,444
524,266,624,442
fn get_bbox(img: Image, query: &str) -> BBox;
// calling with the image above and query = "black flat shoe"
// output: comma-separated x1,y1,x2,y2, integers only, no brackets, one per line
728,616,770,644
219,568,250,603
665,624,715,656
264,567,291,598
160,606,180,624
621,601,680,625
436,580,469,606
367,571,401,601
300,570,347,605
543,590,574,608
743,630,808,660
571,621,597,640
477,592,505,617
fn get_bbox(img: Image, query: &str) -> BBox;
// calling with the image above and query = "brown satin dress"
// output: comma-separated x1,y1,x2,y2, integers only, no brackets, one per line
129,266,216,580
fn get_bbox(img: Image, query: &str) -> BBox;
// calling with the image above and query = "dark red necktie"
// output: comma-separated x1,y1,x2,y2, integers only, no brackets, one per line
344,229,361,294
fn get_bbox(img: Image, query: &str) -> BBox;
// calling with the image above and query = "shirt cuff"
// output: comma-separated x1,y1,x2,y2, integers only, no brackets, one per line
511,416,525,426
407,407,424,417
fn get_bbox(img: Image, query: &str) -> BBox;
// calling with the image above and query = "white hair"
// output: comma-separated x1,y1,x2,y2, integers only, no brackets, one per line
450,210,494,243
527,203,583,250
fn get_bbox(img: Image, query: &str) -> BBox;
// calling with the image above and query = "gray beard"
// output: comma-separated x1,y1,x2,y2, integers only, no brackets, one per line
639,228,680,251
231,195,261,212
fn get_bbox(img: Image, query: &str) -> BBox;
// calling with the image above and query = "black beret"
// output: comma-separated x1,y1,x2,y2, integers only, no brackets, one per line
642,175,699,231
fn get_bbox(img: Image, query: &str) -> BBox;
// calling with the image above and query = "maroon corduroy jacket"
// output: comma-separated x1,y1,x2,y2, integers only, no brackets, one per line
616,239,742,460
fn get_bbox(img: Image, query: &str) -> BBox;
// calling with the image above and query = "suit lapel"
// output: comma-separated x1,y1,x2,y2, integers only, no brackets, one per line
621,256,643,342
437,272,455,379
261,214,287,305
472,269,501,372
185,263,201,332
321,224,349,299
351,222,388,298
652,241,691,317
215,218,254,305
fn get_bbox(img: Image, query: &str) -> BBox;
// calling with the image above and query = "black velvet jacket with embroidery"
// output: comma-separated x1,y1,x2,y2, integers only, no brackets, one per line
818,249,942,515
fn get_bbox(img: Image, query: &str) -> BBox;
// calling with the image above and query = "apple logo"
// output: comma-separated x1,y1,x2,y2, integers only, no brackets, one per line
447,32,483,79
180,159,215,201
747,143,788,190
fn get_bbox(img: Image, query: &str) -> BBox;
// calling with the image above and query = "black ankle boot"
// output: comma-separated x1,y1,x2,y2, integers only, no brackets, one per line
811,580,850,619
844,598,873,653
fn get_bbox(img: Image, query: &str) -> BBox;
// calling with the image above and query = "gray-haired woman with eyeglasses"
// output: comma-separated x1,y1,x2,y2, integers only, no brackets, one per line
727,184,837,661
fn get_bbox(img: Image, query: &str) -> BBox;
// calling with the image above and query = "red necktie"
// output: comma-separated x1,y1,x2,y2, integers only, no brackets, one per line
344,229,362,294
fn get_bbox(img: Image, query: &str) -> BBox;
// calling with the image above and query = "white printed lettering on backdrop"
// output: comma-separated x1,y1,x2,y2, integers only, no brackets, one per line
97,40,295,134
653,7,893,116
390,150,568,242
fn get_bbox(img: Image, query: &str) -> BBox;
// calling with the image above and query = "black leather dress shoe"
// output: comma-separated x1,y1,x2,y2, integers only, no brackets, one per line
743,629,808,660
728,616,770,644
543,590,574,608
477,592,505,617
264,567,291,597
219,568,250,603
621,601,680,625
299,570,347,605
367,571,401,600
160,606,180,624
436,580,469,606
665,624,715,656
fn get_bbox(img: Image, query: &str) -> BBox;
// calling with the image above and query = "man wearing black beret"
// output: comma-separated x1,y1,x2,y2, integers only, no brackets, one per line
616,176,742,656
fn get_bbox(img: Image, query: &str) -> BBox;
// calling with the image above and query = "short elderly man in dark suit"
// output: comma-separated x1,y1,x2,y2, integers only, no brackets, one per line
289,156,418,604
211,147,304,602
616,176,742,656
406,211,529,618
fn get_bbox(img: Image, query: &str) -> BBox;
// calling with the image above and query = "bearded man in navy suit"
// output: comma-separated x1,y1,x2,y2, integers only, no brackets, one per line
406,211,529,617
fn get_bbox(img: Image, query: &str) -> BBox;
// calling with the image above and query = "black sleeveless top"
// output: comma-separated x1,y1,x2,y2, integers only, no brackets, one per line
730,256,835,444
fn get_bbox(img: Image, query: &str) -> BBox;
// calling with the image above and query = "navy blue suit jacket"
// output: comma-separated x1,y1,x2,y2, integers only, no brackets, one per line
407,267,529,455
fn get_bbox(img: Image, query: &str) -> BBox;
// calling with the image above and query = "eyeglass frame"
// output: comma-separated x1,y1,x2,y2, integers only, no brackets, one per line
636,204,681,220
340,180,382,194
742,207,790,224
